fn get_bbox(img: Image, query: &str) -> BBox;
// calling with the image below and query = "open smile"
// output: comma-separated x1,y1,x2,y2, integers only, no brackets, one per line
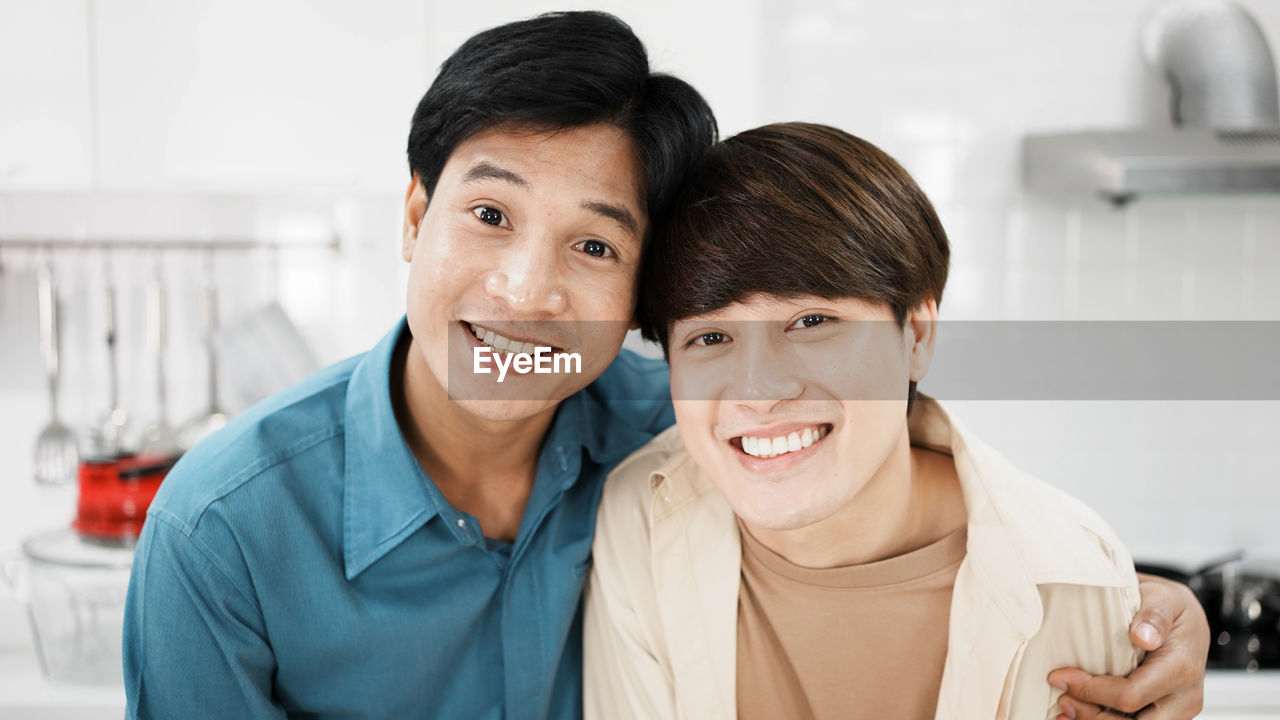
733,423,832,459
461,321,564,355
727,423,834,474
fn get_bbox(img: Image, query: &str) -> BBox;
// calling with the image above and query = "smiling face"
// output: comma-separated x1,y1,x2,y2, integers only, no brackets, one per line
669,293,936,533
401,122,647,421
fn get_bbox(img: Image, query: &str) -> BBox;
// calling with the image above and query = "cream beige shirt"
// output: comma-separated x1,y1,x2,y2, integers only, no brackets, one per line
584,397,1143,720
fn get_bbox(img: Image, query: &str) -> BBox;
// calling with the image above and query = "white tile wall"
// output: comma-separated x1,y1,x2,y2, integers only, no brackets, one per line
0,0,94,188
749,0,1280,559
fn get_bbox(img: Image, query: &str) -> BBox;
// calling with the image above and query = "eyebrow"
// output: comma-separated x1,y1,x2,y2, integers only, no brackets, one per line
460,162,530,188
583,200,639,237
462,161,640,237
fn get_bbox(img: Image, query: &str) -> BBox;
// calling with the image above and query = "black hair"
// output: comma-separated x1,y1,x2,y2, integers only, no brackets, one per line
406,11,717,237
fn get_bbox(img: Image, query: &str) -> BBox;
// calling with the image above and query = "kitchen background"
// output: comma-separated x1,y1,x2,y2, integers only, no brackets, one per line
2,0,1279,716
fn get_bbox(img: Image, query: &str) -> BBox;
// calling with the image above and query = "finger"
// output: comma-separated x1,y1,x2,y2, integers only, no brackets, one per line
1058,695,1139,720
1133,574,1181,651
1050,665,1170,715
1058,694,1099,719
1130,619,1164,652
1134,687,1206,720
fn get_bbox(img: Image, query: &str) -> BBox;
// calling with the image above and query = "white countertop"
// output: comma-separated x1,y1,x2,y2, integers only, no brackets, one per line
0,640,124,720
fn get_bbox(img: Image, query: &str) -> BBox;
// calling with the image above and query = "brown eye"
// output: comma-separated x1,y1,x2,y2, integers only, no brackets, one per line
695,332,727,346
574,239,615,259
473,206,505,226
790,314,830,330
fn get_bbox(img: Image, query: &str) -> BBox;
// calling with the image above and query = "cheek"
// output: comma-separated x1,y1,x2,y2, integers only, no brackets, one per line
669,357,723,403
671,400,705,438
808,338,911,402
672,400,721,460
406,227,484,311
669,363,694,402
571,267,638,322
573,323,630,379
834,401,908,480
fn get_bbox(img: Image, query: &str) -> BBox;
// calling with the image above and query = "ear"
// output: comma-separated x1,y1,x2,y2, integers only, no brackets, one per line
905,298,939,383
402,173,429,262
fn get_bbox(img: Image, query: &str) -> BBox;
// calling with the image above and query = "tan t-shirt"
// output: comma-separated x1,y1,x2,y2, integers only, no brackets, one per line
736,522,968,720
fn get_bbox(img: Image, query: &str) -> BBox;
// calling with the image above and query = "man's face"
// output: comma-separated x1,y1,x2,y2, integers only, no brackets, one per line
401,123,647,421
668,294,933,532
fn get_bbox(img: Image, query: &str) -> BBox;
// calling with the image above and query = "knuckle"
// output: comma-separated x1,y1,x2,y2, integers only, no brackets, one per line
1174,581,1195,600
1112,688,1147,714
1143,604,1173,628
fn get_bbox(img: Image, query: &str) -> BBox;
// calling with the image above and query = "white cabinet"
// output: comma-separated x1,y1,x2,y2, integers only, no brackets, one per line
1,0,429,193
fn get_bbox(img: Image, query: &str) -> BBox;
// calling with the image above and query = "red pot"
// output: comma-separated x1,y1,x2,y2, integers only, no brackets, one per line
73,453,178,544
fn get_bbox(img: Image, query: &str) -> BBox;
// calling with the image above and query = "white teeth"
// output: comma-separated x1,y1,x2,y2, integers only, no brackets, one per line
739,425,828,459
471,324,550,356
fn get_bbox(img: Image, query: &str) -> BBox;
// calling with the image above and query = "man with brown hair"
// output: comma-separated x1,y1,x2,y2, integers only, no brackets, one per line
585,122,1207,719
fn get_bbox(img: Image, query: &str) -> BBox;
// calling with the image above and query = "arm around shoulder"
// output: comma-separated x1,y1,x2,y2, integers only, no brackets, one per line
123,511,286,720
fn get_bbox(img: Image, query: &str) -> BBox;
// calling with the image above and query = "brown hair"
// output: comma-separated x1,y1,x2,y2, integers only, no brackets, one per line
638,122,950,353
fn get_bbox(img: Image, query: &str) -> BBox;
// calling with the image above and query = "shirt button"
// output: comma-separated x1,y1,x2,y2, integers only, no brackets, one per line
457,518,466,528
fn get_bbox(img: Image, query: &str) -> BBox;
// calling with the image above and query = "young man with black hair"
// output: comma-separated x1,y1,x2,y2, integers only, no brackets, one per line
124,12,1207,720
124,12,714,719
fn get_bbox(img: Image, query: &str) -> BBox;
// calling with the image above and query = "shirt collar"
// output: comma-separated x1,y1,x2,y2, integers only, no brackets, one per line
343,318,441,580
575,386,666,468
342,319,652,578
644,395,1045,634
906,396,1042,635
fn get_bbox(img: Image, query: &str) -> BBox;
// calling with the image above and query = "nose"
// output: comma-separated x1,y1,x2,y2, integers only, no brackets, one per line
730,335,805,414
483,239,568,316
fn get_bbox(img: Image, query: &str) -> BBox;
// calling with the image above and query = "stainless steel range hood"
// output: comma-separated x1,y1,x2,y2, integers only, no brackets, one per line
1024,0,1280,204
1024,127,1280,204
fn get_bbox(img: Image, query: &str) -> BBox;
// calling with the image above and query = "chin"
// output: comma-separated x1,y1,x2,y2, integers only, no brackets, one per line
443,369,586,422
451,397,562,423
735,502,829,533
718,478,832,533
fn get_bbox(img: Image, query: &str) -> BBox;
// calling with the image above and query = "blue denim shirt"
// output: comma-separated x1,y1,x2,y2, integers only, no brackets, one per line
123,319,673,719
